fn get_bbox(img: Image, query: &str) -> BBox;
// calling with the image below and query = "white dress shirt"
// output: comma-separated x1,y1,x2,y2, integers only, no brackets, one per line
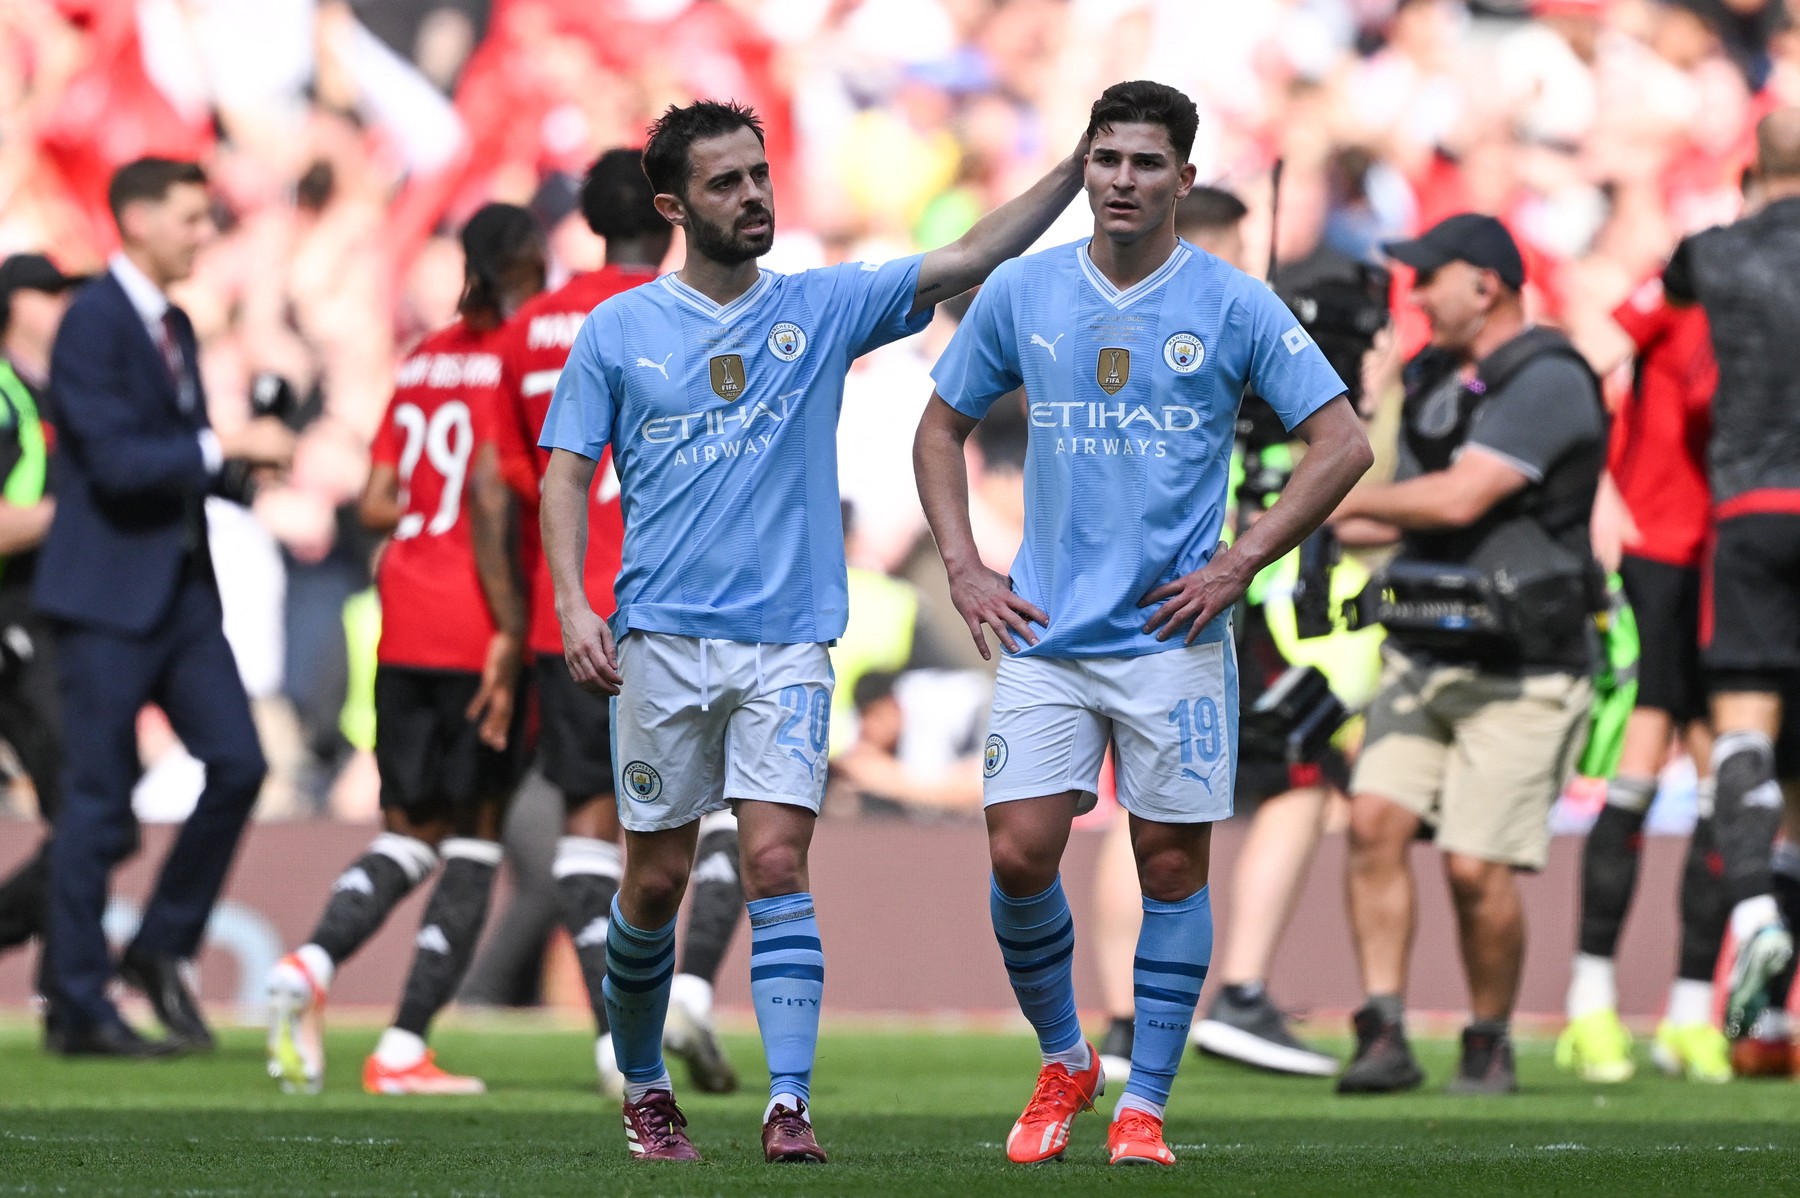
107,253,220,473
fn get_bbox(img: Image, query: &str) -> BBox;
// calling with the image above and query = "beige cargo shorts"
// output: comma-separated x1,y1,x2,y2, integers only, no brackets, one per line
1349,646,1592,870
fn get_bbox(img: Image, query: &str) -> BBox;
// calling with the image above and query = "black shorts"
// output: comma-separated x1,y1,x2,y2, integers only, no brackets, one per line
1620,554,1706,723
1235,751,1350,811
535,654,614,805
1704,513,1800,689
374,665,528,816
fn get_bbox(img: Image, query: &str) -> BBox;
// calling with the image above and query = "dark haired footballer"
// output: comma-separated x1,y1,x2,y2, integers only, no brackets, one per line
539,99,1091,1163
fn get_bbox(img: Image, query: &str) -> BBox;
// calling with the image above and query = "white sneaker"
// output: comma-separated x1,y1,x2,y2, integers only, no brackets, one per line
266,953,326,1094
596,1033,625,1100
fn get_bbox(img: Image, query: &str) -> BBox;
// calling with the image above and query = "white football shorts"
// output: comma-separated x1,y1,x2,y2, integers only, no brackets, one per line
982,637,1238,824
611,632,833,833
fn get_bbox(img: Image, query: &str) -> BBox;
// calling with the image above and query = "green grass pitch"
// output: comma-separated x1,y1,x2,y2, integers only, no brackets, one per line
2,1020,1798,1195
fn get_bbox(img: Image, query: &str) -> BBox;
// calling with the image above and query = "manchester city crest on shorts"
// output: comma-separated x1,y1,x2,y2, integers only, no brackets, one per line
983,734,1009,778
766,321,807,362
1163,331,1204,374
709,354,746,401
1096,347,1131,395
622,761,663,803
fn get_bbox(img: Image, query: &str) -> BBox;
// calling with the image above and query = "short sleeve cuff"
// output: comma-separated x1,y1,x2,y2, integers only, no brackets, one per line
1460,441,1544,483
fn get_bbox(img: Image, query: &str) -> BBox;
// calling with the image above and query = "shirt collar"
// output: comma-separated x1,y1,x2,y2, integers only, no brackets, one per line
109,252,170,327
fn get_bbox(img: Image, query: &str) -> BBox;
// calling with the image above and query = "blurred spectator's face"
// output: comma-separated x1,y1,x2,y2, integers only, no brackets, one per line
668,128,775,266
6,289,71,350
1085,124,1195,245
121,182,214,287
1408,260,1493,353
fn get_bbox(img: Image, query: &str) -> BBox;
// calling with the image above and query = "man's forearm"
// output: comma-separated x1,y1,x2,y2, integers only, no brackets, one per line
469,451,526,640
542,448,598,617
913,412,981,578
914,150,1084,310
1343,473,1481,531
1224,409,1373,581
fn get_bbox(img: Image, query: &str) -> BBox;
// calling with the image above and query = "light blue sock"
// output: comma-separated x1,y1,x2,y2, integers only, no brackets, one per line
1126,885,1212,1107
748,892,824,1105
600,896,675,1096
991,875,1083,1058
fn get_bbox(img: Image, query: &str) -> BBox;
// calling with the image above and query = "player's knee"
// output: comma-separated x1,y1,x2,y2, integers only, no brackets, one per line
988,836,1058,897
1136,846,1204,904
625,862,690,922
740,837,804,896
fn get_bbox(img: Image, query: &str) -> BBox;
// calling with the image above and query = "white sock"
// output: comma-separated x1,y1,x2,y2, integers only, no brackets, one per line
764,1092,810,1121
1566,953,1617,1020
624,1070,673,1104
1665,978,1714,1028
1752,1007,1792,1040
295,944,335,992
1114,1091,1165,1122
670,972,713,1018
373,1027,427,1070
1731,894,1781,943
1043,1040,1091,1070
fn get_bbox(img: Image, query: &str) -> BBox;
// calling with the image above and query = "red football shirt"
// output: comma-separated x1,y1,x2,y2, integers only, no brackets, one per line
370,320,505,672
491,265,655,657
1607,277,1715,568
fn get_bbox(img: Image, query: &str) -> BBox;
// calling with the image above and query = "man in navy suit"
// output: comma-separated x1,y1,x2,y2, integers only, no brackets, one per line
36,158,294,1056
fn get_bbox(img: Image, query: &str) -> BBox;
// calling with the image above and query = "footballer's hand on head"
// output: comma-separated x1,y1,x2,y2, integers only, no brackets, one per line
949,564,1048,661
1139,551,1251,645
563,607,622,695
467,632,523,750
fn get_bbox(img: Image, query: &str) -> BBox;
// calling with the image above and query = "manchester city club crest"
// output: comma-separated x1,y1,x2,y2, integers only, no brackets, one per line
622,761,663,803
983,734,1009,779
766,321,808,362
1163,331,1204,374
1096,347,1131,395
709,354,746,401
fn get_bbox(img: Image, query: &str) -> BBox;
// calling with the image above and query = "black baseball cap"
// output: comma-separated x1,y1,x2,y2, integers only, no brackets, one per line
1381,214,1525,291
0,253,84,334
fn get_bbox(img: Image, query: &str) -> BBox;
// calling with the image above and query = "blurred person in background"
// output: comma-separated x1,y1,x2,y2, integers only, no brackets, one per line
0,254,82,963
1667,108,1800,1062
37,158,294,1058
263,203,541,1097
472,147,746,1098
1333,215,1605,1096
827,670,985,819
1557,254,1731,1084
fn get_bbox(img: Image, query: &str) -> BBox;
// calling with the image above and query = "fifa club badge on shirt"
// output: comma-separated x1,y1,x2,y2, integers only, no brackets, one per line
767,321,807,362
709,354,746,401
1164,331,1204,374
1097,347,1131,395
622,761,664,802
983,734,1009,778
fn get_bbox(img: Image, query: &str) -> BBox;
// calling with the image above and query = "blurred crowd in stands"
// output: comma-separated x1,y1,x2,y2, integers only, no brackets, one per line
0,0,1786,822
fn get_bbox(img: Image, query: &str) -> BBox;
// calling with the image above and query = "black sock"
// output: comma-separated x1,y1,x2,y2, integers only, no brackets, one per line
1578,794,1651,959
308,833,436,964
552,836,622,1034
1367,993,1404,1024
394,840,500,1037
1224,981,1265,1006
1468,1017,1509,1039
1712,733,1783,907
1677,816,1731,983
680,822,743,982
1768,844,1800,1008
0,839,50,951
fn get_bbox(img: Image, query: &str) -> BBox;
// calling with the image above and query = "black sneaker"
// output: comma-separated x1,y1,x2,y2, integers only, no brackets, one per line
1336,1004,1424,1094
1194,989,1338,1077
1446,1025,1518,1095
1098,1017,1133,1085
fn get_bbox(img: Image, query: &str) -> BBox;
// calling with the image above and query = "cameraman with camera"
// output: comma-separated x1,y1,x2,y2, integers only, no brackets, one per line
1332,215,1605,1095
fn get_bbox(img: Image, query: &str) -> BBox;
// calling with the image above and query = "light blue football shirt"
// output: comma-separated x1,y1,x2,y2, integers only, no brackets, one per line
541,256,930,644
931,237,1345,659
